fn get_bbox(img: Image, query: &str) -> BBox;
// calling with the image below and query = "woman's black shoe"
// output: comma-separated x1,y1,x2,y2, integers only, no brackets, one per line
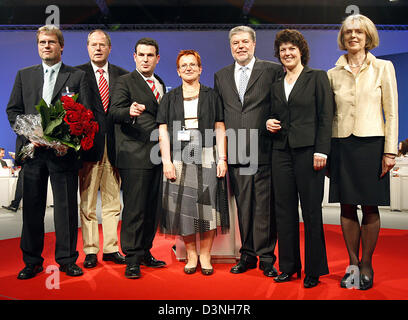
274,269,301,283
340,265,360,288
359,273,374,290
303,275,319,288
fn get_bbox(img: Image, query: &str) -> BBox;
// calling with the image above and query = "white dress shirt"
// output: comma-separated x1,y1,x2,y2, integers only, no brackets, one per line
234,56,256,92
91,61,109,86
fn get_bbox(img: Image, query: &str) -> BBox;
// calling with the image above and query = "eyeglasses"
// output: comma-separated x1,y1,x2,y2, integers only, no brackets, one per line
179,63,198,71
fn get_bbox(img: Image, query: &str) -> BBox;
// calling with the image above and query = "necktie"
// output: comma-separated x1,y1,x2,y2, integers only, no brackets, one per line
42,68,56,106
238,66,249,104
146,79,160,102
98,69,109,112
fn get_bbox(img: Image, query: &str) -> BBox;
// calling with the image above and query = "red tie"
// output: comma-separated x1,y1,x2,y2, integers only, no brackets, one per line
146,79,160,102
98,69,109,112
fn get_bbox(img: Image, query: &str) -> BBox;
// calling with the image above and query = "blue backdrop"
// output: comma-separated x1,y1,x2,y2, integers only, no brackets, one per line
1,28,407,157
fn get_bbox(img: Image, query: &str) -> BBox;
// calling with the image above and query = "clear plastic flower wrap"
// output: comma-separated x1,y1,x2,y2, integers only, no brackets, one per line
13,114,68,161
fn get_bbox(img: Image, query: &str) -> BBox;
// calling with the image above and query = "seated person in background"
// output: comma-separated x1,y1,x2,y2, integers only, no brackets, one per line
0,148,9,168
398,139,408,157
2,152,23,213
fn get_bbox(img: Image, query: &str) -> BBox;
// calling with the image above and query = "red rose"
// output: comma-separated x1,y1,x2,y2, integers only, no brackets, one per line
82,109,94,121
64,110,81,124
61,96,78,111
81,135,94,150
69,122,83,136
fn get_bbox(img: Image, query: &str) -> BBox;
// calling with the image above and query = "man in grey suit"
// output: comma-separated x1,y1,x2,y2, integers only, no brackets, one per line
75,30,129,269
6,25,89,279
214,26,282,277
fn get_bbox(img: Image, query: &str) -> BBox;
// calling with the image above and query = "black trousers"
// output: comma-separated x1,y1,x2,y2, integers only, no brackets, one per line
272,146,329,277
228,165,277,264
11,167,23,208
21,151,79,266
119,165,162,265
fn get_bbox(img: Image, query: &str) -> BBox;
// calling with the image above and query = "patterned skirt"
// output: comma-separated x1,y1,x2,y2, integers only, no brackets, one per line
160,130,229,236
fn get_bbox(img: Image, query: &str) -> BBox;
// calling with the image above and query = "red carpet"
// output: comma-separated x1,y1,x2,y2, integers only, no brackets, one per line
0,223,407,301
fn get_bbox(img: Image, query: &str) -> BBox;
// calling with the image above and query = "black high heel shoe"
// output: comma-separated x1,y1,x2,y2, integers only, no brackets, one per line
340,264,360,288
274,269,301,283
199,256,214,276
359,272,374,290
184,258,198,274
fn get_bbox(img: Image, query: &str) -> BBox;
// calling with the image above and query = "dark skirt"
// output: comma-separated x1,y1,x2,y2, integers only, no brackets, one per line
329,135,390,206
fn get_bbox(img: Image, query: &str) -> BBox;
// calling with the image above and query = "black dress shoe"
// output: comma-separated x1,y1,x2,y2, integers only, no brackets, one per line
303,275,320,288
125,264,141,279
274,269,302,283
102,252,126,264
141,254,166,268
2,205,18,212
259,262,278,277
230,260,257,274
17,264,43,280
83,254,98,268
59,263,83,277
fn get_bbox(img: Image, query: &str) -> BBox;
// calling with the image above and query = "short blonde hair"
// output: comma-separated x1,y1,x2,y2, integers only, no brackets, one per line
37,25,64,48
337,14,379,51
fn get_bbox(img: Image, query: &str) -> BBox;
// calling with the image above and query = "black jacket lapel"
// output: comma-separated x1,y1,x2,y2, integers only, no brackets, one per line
287,66,312,104
245,58,263,93
51,63,70,103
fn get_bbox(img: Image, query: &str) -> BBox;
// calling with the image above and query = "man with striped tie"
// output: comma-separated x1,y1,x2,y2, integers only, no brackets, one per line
110,37,166,279
75,30,128,269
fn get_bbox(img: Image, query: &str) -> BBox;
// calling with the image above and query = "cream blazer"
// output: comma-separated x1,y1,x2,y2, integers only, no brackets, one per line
327,52,398,155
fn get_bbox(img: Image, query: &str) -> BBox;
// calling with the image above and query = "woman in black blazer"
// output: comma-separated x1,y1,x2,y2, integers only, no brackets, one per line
157,50,229,275
266,29,334,288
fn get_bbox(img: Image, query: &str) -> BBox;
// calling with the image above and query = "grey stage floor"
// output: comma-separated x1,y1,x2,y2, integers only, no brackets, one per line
1,193,408,240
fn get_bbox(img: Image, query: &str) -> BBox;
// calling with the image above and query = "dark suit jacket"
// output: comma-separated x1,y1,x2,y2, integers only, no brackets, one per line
214,58,282,165
75,62,129,165
270,66,334,155
110,70,166,169
156,84,224,149
6,63,89,168
0,159,8,168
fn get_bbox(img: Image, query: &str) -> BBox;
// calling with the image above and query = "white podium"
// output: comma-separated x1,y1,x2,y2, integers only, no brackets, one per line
390,156,408,211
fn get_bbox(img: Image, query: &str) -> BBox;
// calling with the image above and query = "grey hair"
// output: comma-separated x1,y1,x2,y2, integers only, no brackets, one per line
229,26,256,42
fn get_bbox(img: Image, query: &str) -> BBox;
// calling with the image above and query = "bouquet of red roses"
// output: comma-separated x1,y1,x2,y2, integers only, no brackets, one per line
14,95,98,161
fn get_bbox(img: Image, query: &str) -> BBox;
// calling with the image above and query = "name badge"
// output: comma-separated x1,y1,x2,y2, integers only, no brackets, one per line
62,86,75,97
177,128,190,141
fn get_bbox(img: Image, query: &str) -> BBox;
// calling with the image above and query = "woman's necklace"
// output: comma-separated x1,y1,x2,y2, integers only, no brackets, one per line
348,54,366,68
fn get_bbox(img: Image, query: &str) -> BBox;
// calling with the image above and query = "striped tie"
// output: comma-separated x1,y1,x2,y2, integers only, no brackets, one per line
146,79,160,102
98,69,109,112
42,68,56,106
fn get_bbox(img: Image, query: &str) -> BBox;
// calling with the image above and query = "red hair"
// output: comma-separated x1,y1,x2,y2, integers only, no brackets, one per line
176,49,202,69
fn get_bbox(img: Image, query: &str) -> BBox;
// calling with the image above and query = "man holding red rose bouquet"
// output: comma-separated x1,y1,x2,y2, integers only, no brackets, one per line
6,25,90,280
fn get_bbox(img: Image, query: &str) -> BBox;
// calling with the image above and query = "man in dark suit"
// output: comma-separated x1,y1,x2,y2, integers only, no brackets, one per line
110,37,166,279
6,25,89,279
214,26,282,277
75,29,128,269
